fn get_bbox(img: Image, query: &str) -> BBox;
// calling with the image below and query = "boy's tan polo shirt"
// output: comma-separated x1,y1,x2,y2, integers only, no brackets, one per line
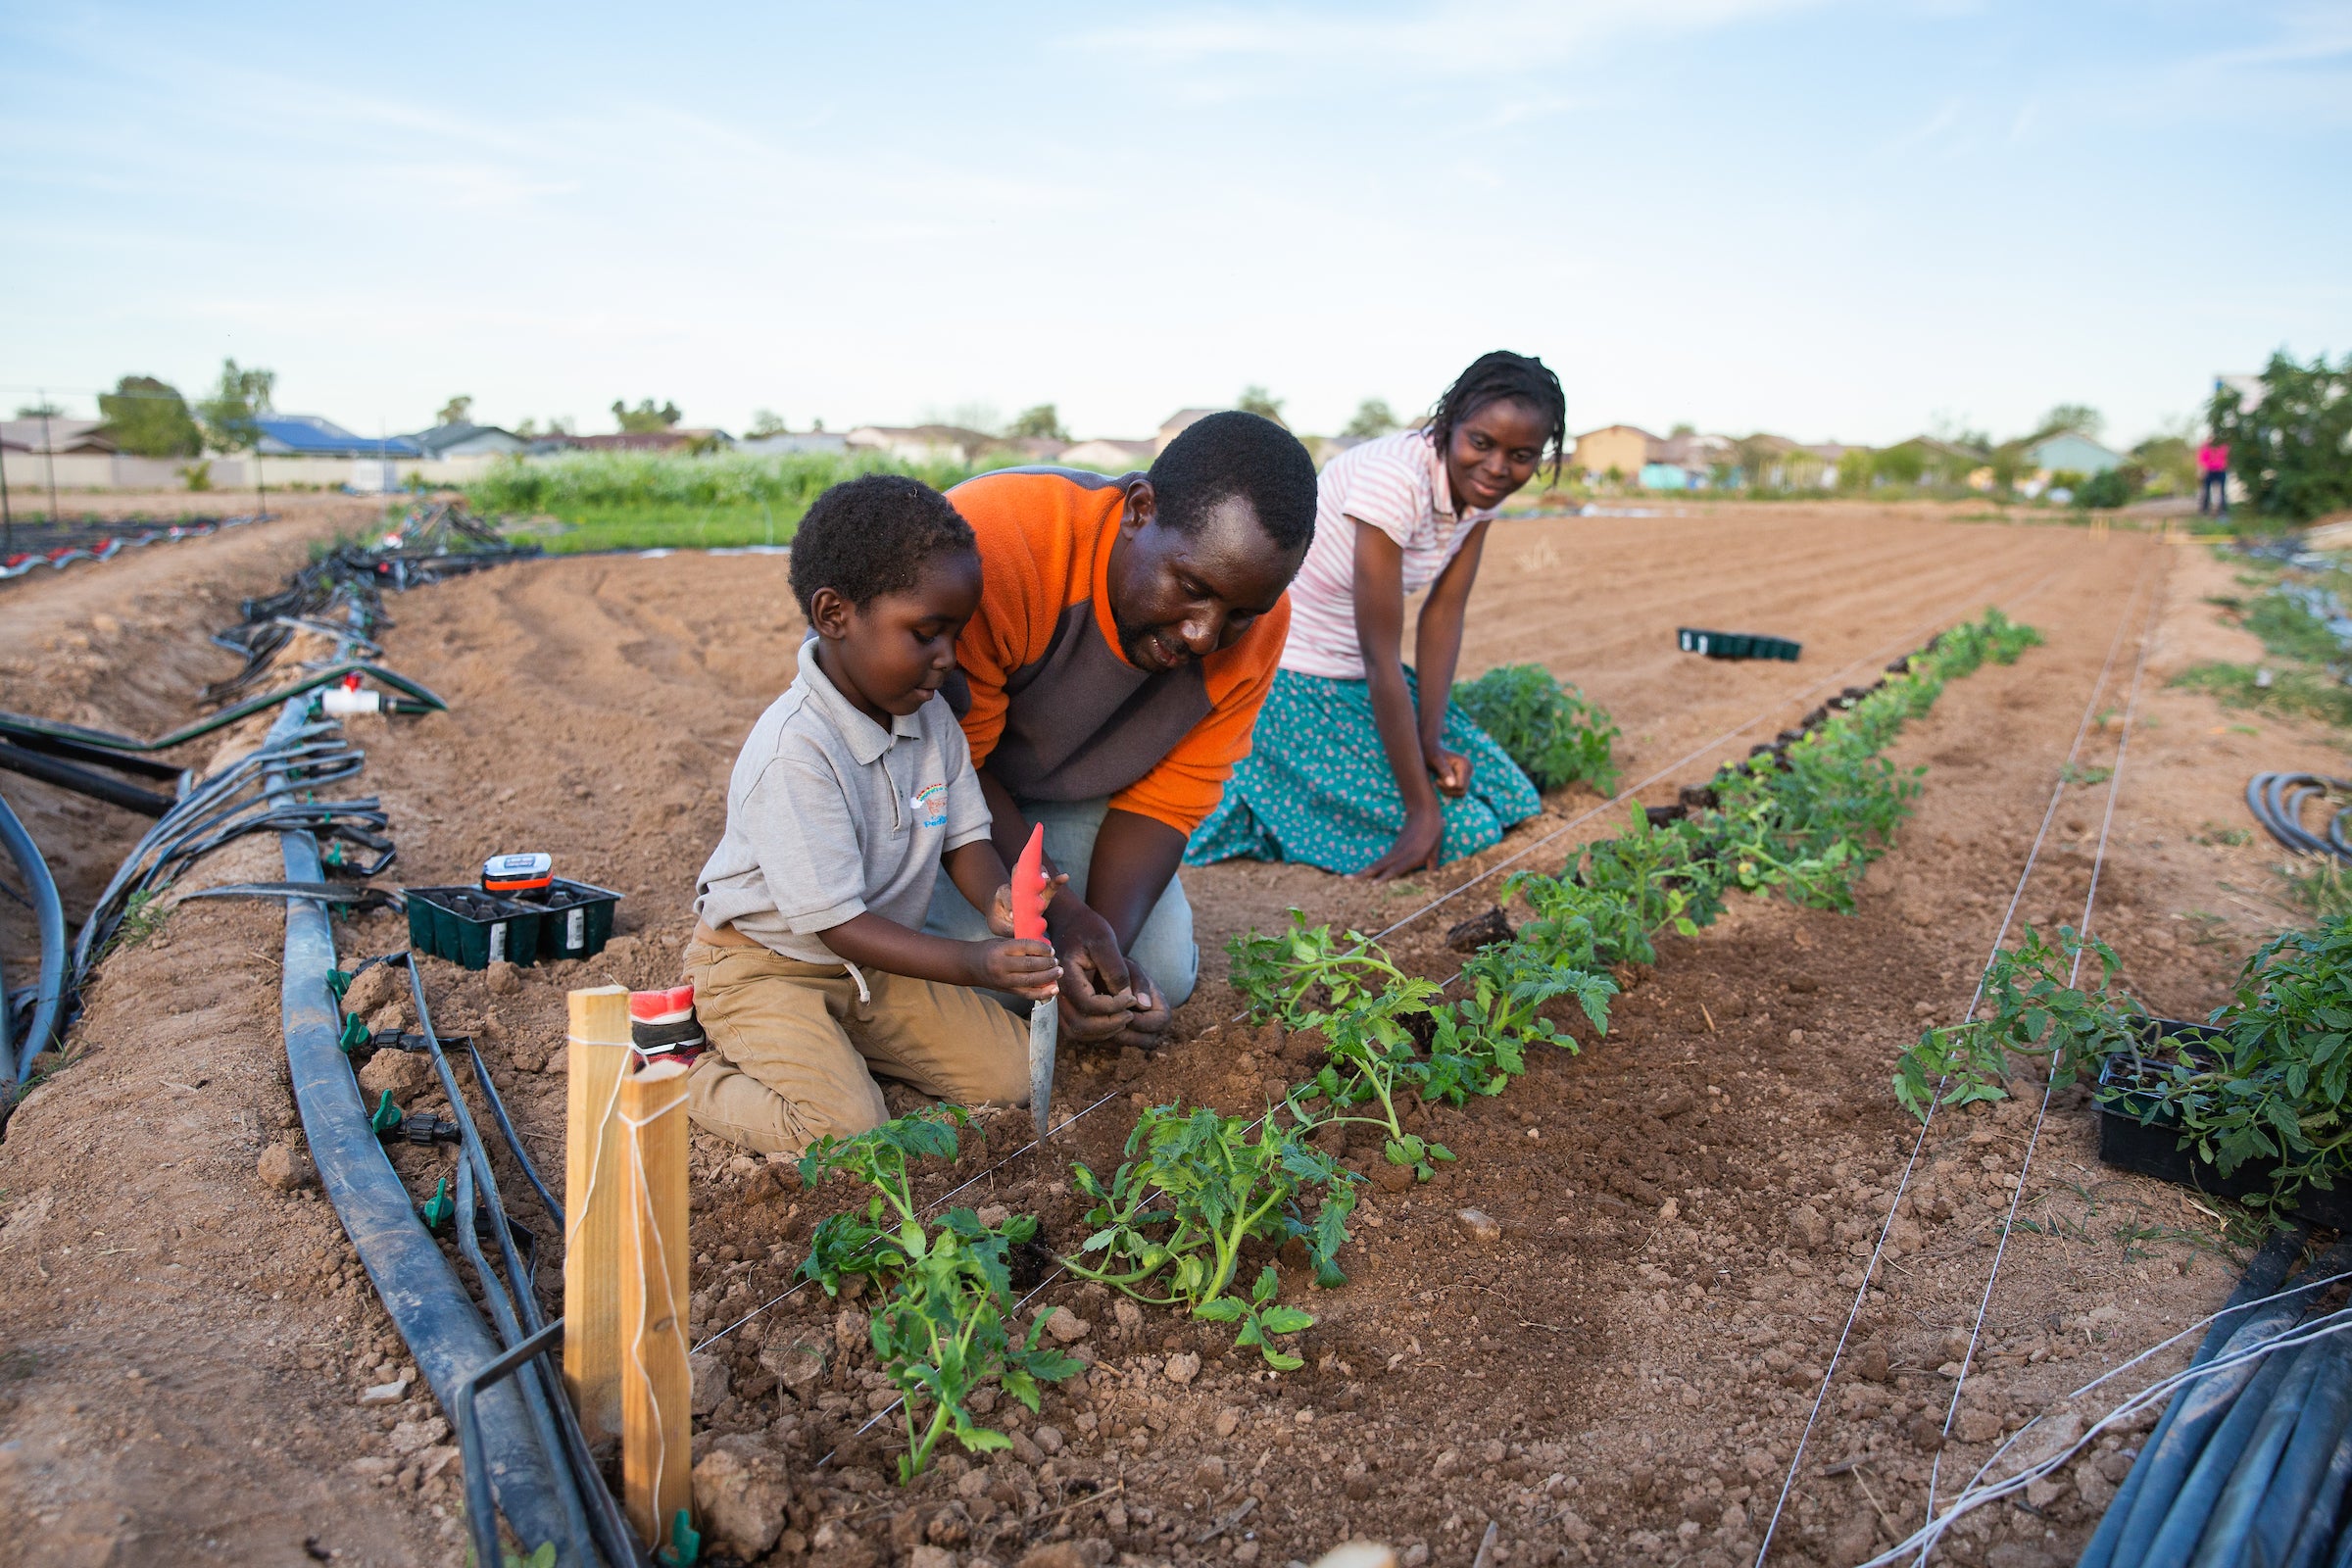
696,638,993,964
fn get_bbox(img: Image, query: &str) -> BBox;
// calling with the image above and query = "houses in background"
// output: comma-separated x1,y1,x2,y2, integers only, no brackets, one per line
1570,424,1843,491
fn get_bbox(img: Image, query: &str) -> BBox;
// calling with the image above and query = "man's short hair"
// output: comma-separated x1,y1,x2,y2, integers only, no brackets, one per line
787,473,975,616
1147,411,1317,554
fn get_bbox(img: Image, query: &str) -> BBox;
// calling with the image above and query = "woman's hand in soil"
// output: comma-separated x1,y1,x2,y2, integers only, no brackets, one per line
1358,807,1446,881
1427,746,1473,798
971,937,1061,1001
986,872,1068,938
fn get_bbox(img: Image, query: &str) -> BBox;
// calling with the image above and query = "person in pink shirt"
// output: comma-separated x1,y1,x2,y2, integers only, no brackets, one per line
2198,439,2230,518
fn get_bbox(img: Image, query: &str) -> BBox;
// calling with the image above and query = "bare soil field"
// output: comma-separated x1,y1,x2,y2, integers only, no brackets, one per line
2,500,2341,1568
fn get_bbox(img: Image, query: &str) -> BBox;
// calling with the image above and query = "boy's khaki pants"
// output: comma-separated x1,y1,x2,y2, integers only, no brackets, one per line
681,937,1030,1156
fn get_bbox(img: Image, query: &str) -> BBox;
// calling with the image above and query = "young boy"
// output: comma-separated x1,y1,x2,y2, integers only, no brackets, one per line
683,474,1061,1154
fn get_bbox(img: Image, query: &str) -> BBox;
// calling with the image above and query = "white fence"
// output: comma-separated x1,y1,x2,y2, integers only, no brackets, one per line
0,451,505,498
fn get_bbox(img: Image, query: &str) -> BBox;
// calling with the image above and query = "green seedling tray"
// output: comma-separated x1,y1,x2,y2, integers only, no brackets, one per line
404,885,544,970
518,878,622,963
1678,627,1801,662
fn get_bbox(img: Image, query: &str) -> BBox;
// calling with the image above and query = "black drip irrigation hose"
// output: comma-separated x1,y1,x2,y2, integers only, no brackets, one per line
0,788,66,1102
261,699,632,1565
0,660,446,757
2078,1228,2352,1568
0,739,175,815
2248,772,2352,863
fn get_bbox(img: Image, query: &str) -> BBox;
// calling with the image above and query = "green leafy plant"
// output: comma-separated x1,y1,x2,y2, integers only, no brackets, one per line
1062,1104,1355,1364
1226,911,1411,1026
871,1221,1083,1481
2147,914,2352,1210
795,1105,970,1295
1892,925,2143,1118
1285,988,1462,1179
1453,663,1620,793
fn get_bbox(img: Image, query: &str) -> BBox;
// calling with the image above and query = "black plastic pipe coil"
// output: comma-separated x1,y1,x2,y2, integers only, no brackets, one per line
2247,772,2352,862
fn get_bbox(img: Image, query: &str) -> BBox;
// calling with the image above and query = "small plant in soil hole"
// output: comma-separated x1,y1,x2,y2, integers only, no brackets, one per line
871,1219,1084,1483
1283,988,1487,1179
1060,1103,1355,1365
1226,911,1409,1026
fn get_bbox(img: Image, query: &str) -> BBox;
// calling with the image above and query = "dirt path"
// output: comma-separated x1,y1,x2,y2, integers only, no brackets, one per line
3,502,2340,1567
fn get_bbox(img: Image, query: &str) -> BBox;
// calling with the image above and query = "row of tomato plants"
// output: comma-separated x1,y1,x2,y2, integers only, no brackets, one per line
791,609,2042,1480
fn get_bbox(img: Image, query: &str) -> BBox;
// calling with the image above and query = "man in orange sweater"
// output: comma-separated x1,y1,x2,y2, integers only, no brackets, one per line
923,412,1317,1048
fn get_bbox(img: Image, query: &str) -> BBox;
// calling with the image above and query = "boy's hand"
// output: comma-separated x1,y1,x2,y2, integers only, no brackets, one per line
987,873,1069,938
973,938,1061,1001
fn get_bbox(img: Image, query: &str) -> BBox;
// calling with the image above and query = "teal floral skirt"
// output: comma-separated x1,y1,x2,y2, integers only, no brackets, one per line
1186,667,1543,873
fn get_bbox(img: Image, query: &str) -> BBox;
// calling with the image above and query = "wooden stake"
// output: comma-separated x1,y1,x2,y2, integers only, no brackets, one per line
619,1054,692,1546
564,985,631,1445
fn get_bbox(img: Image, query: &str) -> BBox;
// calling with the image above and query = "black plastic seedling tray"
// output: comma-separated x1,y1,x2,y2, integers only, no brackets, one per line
1678,627,1801,662
406,886,543,970
523,878,621,963
2095,1017,2352,1229
405,877,623,969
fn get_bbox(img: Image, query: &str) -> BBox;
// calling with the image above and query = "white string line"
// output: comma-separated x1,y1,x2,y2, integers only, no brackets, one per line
1751,549,2161,1567
1919,554,2167,1537
1853,1306,2352,1567
617,1092,693,1533
691,1092,1123,1354
1363,558,2072,950
561,1036,631,1258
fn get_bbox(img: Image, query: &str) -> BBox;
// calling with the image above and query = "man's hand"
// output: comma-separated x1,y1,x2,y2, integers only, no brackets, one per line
970,937,1061,1001
1106,956,1171,1049
1428,746,1473,798
1049,896,1141,1043
1357,806,1445,881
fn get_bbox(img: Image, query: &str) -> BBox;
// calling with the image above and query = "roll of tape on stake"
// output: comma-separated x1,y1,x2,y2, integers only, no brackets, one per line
481,852,554,894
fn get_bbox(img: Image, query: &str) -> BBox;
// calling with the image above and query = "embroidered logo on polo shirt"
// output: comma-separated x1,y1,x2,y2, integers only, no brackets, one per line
911,782,949,827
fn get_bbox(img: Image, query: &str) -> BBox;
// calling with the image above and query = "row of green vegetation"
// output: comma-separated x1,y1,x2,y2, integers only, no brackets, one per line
785,610,2039,1480
465,450,1015,553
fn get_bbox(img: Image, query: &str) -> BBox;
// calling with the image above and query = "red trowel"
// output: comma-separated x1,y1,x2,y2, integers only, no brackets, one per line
1012,822,1055,1143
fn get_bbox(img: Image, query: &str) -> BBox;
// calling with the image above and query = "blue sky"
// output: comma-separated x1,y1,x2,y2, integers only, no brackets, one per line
4,2,2346,448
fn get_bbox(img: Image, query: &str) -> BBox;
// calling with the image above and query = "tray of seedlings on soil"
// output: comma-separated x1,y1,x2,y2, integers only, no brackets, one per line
774,610,2045,1485
1893,908,2352,1228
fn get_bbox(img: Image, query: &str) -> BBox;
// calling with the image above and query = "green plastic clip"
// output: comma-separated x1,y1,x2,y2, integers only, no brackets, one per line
368,1090,403,1135
661,1508,701,1566
338,1013,372,1054
419,1177,452,1231
325,968,354,999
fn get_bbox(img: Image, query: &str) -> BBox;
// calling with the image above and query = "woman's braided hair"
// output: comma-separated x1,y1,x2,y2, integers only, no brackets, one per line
1426,351,1568,481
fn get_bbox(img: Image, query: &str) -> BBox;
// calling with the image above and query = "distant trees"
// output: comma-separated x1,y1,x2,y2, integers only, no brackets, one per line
436,395,474,427
2211,351,2352,522
1237,385,1286,425
98,375,203,458
612,399,682,433
1007,404,1068,440
1343,399,1398,439
197,360,275,453
2036,403,2103,439
749,409,790,436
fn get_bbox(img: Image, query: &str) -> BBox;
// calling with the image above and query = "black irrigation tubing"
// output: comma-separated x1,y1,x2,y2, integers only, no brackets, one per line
0,660,446,756
1919,558,2168,1540
1361,556,2072,951
0,787,66,1102
1752,548,2165,1567
2247,772,2352,863
0,739,175,815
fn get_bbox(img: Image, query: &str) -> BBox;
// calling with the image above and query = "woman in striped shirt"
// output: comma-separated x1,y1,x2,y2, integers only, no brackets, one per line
1188,352,1566,877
